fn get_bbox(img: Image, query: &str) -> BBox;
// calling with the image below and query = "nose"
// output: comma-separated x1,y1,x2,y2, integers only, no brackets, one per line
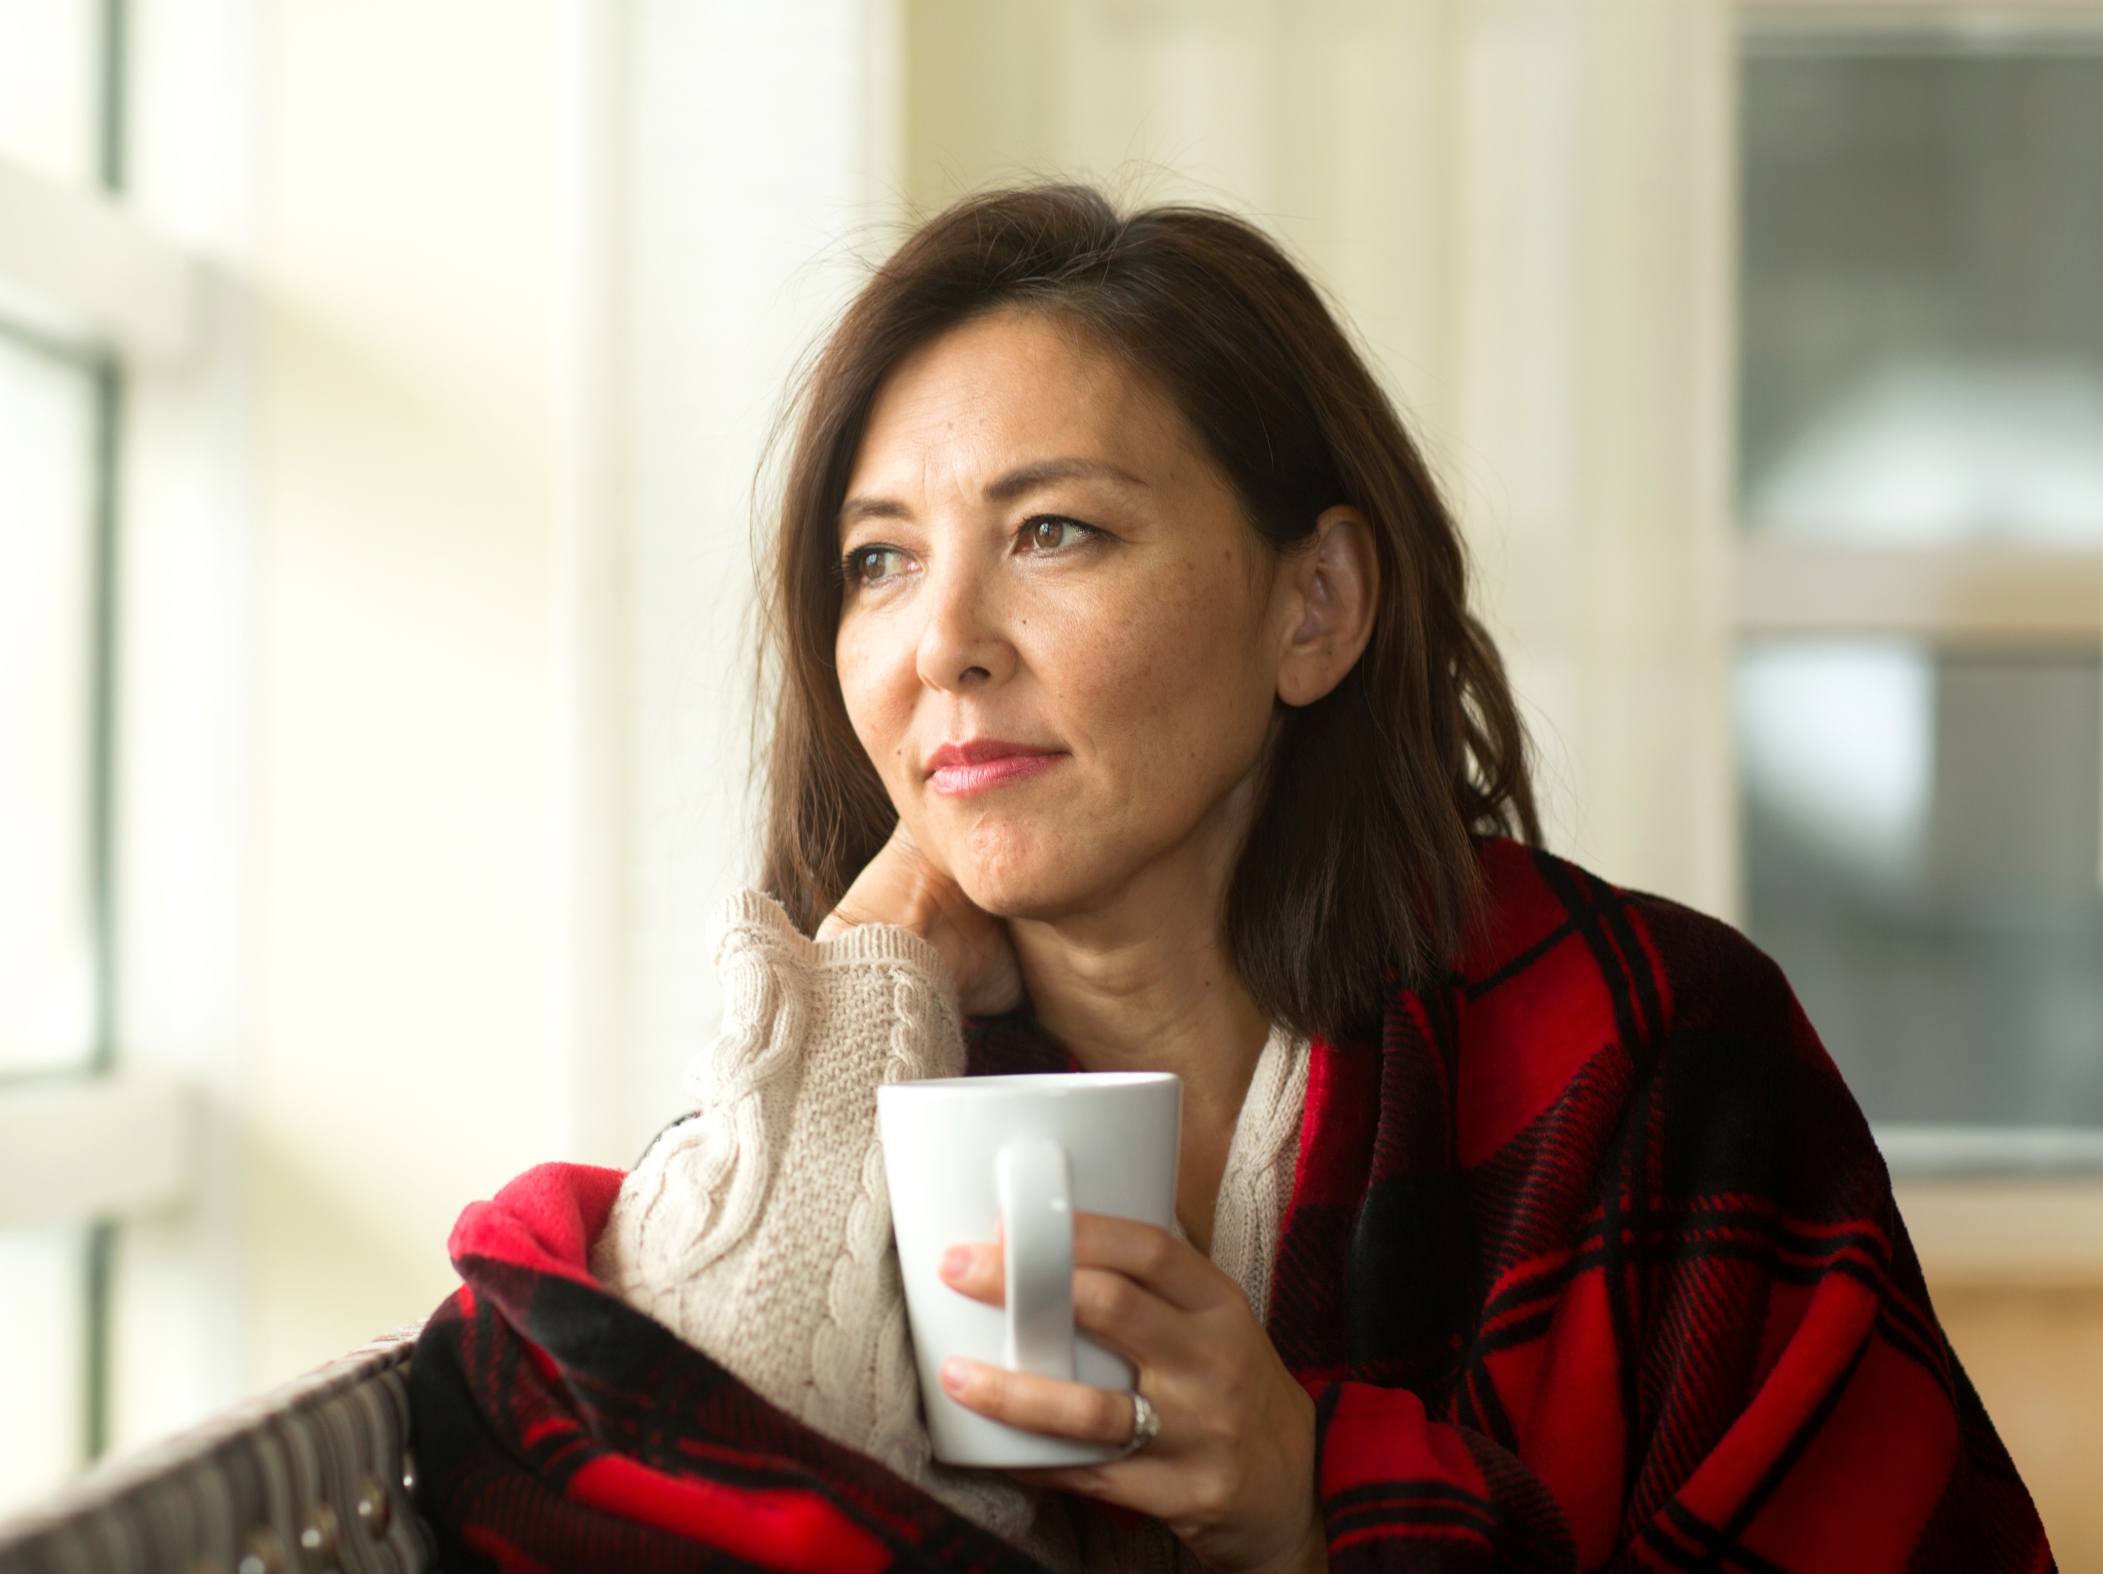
914,553,1015,693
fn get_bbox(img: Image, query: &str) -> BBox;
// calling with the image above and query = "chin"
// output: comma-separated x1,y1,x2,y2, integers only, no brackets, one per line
943,838,1103,922
952,863,1077,921
928,810,1124,919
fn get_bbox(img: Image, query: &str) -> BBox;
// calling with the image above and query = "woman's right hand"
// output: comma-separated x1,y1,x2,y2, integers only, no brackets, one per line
816,823,1025,1017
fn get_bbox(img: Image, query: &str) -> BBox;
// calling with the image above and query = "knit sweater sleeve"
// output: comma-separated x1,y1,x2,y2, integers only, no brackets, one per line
589,891,965,1482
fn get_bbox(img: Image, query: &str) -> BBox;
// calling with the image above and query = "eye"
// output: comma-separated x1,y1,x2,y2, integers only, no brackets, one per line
842,544,907,587
1020,515,1098,553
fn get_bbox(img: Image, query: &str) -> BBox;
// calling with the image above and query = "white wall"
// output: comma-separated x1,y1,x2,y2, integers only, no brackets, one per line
606,0,903,1159
237,0,565,1386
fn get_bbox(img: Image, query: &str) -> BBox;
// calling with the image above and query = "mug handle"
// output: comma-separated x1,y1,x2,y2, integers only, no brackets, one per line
995,1137,1075,1381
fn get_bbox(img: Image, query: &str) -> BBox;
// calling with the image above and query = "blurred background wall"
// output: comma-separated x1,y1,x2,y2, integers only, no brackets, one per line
3,0,2101,1561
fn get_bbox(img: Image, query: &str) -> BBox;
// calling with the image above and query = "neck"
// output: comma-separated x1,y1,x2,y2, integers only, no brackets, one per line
1006,802,1271,1252
1012,897,1270,1076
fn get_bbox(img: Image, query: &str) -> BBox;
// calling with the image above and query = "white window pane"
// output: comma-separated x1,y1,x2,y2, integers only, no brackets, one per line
1741,44,2103,546
0,1224,87,1513
0,0,99,188
0,335,98,1074
1739,641,2103,1124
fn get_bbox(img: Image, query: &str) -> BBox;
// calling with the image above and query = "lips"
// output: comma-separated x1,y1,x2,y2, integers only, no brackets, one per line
923,738,1067,796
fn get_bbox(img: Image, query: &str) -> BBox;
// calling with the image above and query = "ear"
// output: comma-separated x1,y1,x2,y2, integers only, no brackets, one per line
1274,505,1379,708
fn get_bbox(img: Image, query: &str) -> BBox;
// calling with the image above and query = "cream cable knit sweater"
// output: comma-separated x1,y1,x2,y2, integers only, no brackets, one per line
591,891,1309,1568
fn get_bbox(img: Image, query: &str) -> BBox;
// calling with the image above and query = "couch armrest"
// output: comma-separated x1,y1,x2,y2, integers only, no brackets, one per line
0,1325,432,1574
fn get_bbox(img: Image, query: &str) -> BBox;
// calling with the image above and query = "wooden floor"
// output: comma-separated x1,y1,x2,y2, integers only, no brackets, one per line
1901,1180,2103,1573
1937,1283,2103,1572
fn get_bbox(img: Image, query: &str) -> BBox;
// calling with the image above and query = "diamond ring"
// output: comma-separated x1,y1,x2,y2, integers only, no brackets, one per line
1114,1392,1161,1459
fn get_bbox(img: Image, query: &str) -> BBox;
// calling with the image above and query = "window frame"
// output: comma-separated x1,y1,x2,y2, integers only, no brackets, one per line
0,0,203,1474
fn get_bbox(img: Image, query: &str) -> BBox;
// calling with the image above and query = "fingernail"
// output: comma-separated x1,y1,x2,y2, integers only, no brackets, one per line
940,1245,971,1281
940,1357,969,1395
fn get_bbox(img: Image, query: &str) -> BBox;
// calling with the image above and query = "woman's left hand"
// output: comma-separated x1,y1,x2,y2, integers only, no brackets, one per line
938,1214,1327,1574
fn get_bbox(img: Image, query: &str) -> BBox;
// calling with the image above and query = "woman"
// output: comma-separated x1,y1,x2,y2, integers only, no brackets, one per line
411,186,2052,1574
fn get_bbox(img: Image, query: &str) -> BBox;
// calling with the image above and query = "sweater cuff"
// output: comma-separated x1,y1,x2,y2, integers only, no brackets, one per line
710,888,959,1004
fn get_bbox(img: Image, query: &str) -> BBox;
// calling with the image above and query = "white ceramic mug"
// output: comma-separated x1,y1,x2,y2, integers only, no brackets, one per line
877,1071,1181,1468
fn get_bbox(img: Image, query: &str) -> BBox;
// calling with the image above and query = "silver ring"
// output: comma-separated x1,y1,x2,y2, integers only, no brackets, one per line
1115,1392,1161,1459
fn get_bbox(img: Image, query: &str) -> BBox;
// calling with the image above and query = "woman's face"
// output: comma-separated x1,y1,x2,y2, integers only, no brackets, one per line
835,310,1299,922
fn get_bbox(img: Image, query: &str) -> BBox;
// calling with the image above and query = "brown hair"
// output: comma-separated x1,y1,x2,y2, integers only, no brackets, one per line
761,184,1536,1035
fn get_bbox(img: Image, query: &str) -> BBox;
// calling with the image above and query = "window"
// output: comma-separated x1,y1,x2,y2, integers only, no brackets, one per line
1736,15,2103,1161
0,0,103,192
0,0,178,1510
0,325,106,1513
0,334,102,1081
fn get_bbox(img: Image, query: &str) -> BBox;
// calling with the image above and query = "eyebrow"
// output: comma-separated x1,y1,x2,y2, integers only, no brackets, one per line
838,456,1147,528
985,456,1147,501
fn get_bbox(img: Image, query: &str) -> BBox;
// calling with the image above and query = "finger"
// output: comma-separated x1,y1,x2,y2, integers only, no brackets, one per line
940,1246,1187,1374
1069,1266,1182,1364
940,1357,1136,1447
947,1218,1232,1315
816,823,947,939
938,1240,1003,1305
1071,1214,1229,1312
816,874,906,940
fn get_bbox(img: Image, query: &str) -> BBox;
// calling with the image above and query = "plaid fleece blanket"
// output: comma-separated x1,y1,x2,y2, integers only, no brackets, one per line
410,840,2053,1572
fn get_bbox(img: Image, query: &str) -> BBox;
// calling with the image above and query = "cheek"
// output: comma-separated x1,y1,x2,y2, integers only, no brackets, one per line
836,619,915,785
1041,559,1274,785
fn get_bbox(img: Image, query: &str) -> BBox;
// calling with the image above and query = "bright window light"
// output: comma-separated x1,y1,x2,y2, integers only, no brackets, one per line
0,333,98,1076
0,1224,89,1513
0,0,99,189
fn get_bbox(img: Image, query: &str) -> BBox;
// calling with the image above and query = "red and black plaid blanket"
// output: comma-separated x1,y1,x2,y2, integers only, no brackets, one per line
410,840,2053,1571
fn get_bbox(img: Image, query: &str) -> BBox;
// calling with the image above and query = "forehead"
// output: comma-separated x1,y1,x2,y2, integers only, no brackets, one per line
845,309,1199,495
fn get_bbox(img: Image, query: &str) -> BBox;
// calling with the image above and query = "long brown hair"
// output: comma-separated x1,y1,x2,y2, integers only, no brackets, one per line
761,184,1536,1035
